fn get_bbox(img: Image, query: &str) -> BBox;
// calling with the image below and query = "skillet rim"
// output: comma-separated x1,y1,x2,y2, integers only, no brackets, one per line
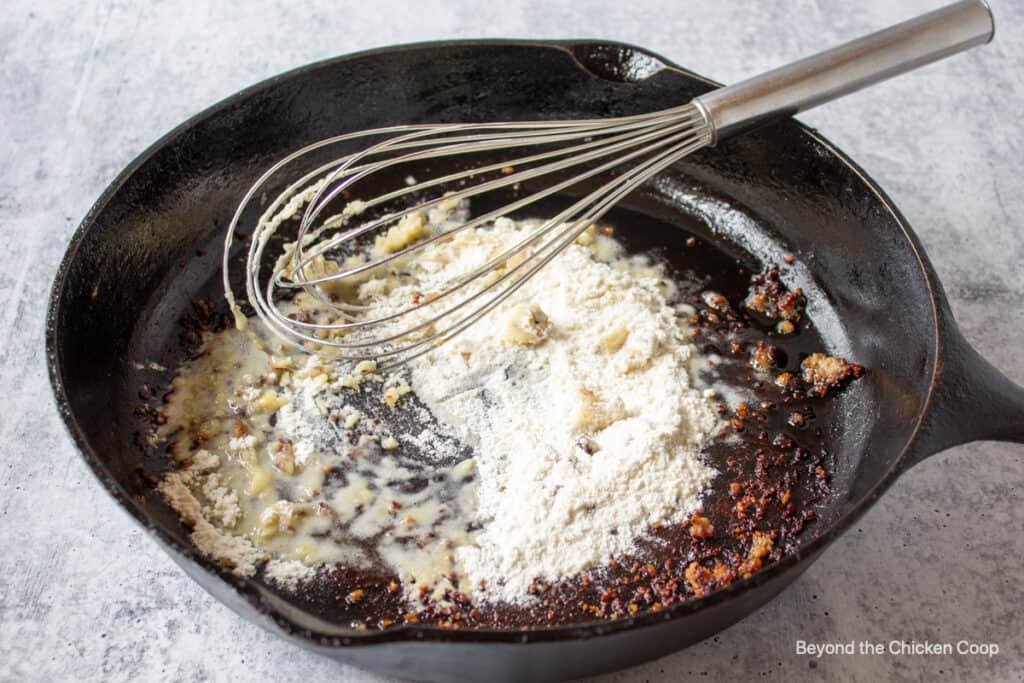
45,38,944,646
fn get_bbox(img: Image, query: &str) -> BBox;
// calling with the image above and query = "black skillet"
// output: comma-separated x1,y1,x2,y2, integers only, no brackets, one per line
46,41,1024,682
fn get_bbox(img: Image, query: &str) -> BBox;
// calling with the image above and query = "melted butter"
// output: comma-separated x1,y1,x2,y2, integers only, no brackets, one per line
158,324,479,604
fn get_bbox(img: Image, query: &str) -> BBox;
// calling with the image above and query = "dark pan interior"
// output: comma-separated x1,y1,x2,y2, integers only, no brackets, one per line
49,41,937,642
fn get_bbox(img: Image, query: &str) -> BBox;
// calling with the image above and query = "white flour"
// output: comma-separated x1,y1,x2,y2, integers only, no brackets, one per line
162,209,719,606
359,217,720,602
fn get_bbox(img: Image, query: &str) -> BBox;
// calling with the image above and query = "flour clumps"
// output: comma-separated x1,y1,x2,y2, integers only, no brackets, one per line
358,216,720,603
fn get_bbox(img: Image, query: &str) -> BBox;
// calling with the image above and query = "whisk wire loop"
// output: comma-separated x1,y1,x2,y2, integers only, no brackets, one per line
225,104,712,366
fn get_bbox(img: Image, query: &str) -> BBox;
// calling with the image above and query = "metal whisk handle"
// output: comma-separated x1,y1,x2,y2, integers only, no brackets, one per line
693,0,994,143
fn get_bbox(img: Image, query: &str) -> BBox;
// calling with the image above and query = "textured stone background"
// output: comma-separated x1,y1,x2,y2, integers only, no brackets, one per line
2,1,1022,681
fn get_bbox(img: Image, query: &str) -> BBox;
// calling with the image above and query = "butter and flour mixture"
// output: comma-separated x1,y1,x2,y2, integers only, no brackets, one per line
364,218,719,602
156,204,720,608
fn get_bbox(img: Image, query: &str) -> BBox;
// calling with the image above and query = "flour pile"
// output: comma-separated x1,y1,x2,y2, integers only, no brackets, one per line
357,217,720,602
159,207,721,607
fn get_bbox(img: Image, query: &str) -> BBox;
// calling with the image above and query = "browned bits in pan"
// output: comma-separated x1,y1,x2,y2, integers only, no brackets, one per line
774,371,796,389
751,341,780,371
701,290,730,313
776,290,804,321
684,560,732,598
744,266,805,323
688,514,716,539
737,531,775,578
801,352,865,396
772,433,795,449
775,320,796,335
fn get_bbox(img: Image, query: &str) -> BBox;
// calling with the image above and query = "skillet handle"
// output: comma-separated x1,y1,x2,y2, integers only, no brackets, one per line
694,0,994,144
901,317,1024,470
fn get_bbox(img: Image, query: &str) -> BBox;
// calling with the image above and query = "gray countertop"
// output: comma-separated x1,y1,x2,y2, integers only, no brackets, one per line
2,1,1022,681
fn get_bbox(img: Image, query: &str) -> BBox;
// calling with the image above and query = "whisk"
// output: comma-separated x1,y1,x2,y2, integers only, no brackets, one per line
225,0,992,368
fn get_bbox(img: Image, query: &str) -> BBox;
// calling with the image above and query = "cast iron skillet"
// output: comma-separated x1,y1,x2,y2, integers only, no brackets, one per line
46,41,1024,681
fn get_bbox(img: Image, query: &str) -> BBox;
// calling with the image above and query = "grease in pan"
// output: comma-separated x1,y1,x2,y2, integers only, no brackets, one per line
152,197,863,630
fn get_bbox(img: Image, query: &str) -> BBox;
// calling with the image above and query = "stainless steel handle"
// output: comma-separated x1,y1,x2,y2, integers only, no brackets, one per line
693,0,995,143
